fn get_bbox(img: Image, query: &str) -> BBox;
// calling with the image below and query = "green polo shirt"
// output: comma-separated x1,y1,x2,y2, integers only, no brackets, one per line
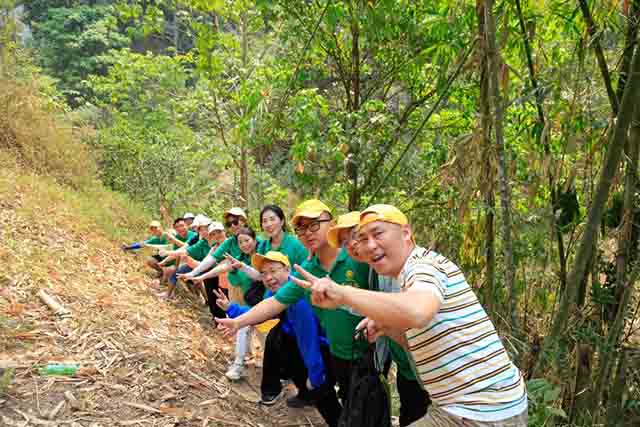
212,236,243,261
186,239,211,261
213,236,264,291
144,236,168,246
388,340,416,380
368,272,418,381
173,230,197,250
230,251,255,294
256,232,308,267
274,248,370,360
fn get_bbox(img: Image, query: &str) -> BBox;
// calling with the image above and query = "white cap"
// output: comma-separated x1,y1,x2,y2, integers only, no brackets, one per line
208,222,224,233
193,214,212,228
224,207,247,220
183,212,195,219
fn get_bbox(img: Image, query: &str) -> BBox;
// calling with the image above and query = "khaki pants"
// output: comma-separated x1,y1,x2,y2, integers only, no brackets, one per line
409,405,527,427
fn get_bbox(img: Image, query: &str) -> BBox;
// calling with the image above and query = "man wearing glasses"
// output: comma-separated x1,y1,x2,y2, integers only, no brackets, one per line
216,200,370,408
291,205,527,427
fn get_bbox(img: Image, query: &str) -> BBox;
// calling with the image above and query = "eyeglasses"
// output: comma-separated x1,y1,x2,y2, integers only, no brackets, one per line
225,219,239,228
294,219,332,236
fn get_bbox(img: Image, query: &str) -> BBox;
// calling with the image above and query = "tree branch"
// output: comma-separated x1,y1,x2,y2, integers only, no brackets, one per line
211,91,242,170
365,37,479,204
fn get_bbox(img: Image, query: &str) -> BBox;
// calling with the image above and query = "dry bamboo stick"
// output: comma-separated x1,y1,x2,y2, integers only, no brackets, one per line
37,289,72,318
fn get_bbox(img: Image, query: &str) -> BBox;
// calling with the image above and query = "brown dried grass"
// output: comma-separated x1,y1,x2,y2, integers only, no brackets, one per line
0,158,326,426
0,50,325,427
0,77,95,190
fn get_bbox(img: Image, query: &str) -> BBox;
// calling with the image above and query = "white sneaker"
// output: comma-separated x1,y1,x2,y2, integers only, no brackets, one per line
225,363,246,381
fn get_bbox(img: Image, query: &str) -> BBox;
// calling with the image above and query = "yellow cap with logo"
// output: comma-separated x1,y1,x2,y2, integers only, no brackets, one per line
359,204,408,228
252,251,291,271
149,220,162,229
291,199,332,226
327,211,361,248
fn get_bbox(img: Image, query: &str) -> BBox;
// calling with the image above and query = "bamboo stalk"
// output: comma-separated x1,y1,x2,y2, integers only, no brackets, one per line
37,289,71,319
535,43,640,376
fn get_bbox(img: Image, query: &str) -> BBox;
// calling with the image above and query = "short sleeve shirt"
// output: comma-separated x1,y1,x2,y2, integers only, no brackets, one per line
144,236,168,246
173,230,197,250
257,232,308,267
212,236,243,262
275,248,370,360
213,236,263,292
186,239,211,261
400,246,527,421
230,250,255,294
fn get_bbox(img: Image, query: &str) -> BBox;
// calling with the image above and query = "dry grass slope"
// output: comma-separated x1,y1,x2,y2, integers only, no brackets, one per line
0,154,325,426
0,61,325,425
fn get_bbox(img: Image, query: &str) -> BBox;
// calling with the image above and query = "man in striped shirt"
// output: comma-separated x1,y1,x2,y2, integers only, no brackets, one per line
292,204,527,427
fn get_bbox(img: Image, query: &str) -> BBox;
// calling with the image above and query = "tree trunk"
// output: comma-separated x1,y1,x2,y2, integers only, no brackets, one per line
239,12,249,210
605,349,626,427
578,0,618,115
571,344,594,424
593,103,640,420
347,1,361,211
535,44,640,376
615,0,639,101
514,0,568,293
614,0,640,316
477,0,496,315
484,0,518,333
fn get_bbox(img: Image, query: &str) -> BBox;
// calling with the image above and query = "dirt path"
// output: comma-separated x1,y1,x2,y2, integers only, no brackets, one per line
0,171,325,426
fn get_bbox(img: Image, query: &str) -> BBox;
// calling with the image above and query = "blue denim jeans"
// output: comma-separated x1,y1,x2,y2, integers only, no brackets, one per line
169,264,193,286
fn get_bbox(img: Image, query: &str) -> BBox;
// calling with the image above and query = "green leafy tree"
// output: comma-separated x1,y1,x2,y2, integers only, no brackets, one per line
88,49,228,212
30,5,129,105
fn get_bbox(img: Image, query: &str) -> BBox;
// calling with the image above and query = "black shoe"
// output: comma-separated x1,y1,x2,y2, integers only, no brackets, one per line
260,390,283,406
286,394,313,408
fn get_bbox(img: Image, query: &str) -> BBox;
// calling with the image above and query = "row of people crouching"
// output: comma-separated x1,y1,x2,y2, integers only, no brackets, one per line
123,200,528,427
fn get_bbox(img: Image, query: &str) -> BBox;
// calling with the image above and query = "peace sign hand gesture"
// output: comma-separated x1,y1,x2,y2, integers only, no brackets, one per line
213,288,231,311
291,264,347,310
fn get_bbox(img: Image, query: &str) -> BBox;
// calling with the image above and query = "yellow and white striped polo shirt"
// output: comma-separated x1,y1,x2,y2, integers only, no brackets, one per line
400,246,527,421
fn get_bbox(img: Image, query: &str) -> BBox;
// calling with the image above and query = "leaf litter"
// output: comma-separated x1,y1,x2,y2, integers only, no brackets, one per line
0,167,325,426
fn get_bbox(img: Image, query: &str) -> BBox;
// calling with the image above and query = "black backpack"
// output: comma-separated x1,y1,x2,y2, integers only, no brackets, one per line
338,330,391,427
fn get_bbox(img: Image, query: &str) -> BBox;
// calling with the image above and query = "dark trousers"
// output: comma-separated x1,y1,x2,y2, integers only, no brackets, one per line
330,355,353,405
382,357,431,427
261,325,342,427
397,374,430,427
203,277,227,319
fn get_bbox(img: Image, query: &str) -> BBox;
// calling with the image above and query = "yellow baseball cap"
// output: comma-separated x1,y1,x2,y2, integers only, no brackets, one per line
327,211,361,248
291,199,332,226
224,207,247,220
359,204,408,228
149,220,162,229
251,251,291,271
